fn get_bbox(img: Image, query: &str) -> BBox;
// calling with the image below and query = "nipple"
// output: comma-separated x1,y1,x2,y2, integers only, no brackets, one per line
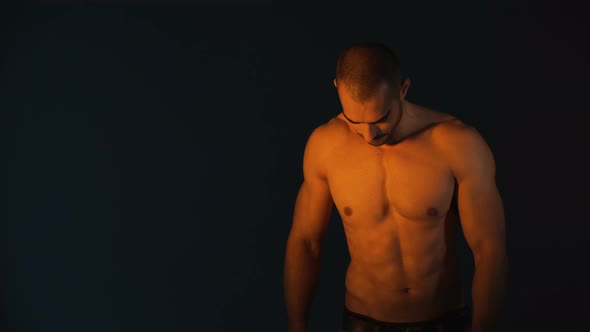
343,206,353,216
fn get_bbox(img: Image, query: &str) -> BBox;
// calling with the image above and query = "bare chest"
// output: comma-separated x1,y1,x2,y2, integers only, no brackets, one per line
325,138,456,227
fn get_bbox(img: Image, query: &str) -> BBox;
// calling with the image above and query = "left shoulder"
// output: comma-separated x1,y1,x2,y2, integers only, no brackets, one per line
432,116,481,142
431,117,489,151
431,118,496,181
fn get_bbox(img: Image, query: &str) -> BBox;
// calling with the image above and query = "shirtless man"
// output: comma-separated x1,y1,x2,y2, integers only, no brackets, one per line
284,43,508,332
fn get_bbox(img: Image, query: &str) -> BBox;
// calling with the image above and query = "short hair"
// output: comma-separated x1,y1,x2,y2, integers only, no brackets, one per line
335,42,402,102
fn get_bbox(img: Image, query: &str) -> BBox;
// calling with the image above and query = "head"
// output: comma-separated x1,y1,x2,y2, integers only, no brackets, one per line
333,42,411,146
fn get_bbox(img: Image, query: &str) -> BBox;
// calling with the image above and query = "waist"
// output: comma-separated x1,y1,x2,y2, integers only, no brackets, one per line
342,304,472,331
345,259,462,292
344,263,464,322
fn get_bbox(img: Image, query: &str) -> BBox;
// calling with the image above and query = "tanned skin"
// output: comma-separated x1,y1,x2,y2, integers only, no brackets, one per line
284,78,508,332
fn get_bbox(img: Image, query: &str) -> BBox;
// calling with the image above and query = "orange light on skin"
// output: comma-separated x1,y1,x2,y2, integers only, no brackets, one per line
334,78,411,147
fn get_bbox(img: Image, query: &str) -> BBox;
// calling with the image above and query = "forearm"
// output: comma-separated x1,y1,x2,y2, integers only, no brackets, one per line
284,235,321,332
471,255,509,332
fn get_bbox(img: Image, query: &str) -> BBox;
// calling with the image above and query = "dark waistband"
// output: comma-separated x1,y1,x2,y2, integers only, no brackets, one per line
343,305,471,328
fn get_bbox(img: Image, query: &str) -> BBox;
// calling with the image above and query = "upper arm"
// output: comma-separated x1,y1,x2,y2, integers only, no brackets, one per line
289,125,334,247
438,124,507,262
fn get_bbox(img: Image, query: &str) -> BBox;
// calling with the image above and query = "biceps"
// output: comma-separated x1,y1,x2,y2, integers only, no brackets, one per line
458,182,506,258
290,179,334,243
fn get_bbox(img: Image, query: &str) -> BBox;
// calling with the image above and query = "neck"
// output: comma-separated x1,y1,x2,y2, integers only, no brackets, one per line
386,99,414,145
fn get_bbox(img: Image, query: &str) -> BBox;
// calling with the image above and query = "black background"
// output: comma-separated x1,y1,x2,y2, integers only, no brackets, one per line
2,2,587,331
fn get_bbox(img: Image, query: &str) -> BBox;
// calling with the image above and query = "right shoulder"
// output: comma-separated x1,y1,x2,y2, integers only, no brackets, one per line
304,116,348,155
302,116,348,179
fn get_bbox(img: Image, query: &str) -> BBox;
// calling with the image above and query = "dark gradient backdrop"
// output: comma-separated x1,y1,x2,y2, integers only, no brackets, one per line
2,2,587,332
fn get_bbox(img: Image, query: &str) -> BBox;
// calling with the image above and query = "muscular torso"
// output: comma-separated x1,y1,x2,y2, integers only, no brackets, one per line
324,105,465,322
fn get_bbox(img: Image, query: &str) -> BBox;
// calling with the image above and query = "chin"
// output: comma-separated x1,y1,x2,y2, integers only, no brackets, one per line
368,136,388,146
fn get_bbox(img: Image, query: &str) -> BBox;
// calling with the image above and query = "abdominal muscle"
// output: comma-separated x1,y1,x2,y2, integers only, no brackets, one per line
342,214,465,323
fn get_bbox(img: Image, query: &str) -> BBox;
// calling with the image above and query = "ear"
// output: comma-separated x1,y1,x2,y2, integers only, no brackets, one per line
400,77,411,99
333,79,338,88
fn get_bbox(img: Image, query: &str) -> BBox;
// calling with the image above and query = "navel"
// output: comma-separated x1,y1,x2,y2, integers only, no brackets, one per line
343,206,353,216
427,207,439,216
382,203,390,217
